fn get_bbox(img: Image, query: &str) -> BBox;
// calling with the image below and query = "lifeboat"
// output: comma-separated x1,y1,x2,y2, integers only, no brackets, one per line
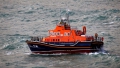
26,12,104,54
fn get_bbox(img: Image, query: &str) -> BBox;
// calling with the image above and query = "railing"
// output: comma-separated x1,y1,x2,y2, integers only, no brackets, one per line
30,36,44,42
86,36,104,42
94,37,104,42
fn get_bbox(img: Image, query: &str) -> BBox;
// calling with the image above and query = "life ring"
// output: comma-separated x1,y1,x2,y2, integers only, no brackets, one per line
83,26,86,35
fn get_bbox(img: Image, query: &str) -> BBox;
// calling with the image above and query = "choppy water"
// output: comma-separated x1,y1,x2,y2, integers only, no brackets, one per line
0,0,120,68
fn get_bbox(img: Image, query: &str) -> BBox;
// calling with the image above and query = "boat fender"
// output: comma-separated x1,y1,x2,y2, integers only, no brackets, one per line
83,26,86,35
95,33,98,41
101,37,104,41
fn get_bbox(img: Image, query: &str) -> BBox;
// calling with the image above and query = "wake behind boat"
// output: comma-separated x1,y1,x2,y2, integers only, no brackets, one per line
26,12,104,54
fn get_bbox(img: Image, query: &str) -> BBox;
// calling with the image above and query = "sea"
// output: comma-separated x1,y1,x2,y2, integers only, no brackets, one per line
0,0,120,68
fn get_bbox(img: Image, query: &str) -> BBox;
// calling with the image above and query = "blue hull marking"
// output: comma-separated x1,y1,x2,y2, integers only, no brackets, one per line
45,42,91,46
28,42,92,52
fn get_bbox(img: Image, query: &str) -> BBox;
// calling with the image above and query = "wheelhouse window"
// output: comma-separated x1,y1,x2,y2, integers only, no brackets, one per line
58,39,60,41
53,39,55,41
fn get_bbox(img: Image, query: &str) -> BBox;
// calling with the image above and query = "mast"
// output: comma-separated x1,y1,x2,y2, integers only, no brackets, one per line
65,9,76,42
66,9,70,26
59,9,70,26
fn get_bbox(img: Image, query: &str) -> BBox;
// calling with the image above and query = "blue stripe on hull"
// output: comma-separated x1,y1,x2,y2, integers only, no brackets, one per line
45,42,91,46
28,42,92,52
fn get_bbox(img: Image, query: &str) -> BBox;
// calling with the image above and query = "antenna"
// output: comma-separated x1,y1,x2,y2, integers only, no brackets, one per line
66,9,70,25
59,9,71,25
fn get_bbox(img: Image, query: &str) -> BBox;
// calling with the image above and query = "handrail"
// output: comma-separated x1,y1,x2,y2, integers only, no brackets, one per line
72,40,79,46
30,36,44,42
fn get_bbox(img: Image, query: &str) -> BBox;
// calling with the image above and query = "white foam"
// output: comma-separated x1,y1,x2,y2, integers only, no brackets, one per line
31,53,68,56
6,51,13,55
100,31,106,34
88,52,99,55
109,22,114,24
1,43,9,49
24,52,31,55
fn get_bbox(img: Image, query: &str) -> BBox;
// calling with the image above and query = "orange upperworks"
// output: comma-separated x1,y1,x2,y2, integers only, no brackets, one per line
42,19,87,42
